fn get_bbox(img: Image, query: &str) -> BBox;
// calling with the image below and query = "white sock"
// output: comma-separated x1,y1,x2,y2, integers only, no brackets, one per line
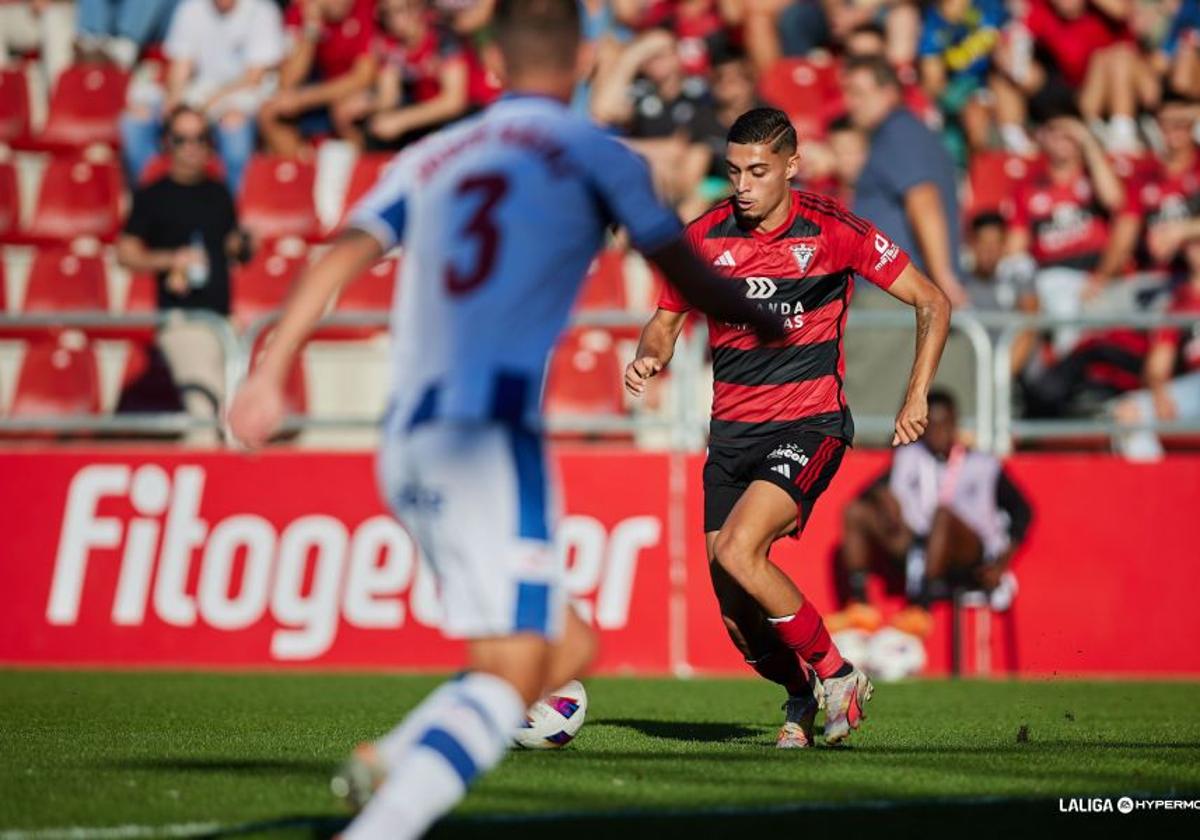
343,672,526,840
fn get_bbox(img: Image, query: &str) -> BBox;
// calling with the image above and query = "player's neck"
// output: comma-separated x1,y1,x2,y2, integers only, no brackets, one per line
505,76,574,105
755,194,794,235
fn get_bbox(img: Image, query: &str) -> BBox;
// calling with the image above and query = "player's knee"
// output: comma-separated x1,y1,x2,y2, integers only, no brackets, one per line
712,529,758,579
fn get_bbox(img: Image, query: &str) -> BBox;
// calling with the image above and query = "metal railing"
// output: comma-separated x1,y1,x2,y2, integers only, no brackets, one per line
241,308,710,449
3,307,1199,454
0,311,239,436
992,311,1200,455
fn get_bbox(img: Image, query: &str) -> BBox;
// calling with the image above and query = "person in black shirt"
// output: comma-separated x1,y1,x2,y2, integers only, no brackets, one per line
117,105,246,437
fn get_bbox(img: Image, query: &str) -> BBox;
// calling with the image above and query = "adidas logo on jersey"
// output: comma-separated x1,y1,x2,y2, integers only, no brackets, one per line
713,250,736,268
772,464,792,479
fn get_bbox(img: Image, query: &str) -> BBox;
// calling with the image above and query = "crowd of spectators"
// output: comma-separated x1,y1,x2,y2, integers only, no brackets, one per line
2,0,1200,455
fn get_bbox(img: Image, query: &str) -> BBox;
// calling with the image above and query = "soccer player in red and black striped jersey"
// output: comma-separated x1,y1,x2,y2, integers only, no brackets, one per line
625,108,950,748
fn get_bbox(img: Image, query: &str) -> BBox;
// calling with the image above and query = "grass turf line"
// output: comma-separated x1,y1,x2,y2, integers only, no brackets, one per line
1,671,1198,837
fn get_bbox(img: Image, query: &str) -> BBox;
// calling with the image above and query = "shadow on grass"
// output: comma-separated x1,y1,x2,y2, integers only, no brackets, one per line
97,757,332,777
595,718,764,742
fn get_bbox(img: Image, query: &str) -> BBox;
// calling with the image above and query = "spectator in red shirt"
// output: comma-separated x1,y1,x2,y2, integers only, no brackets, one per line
337,0,471,149
259,0,378,155
1113,242,1200,460
1128,92,1200,276
1001,93,1128,353
1023,0,1144,153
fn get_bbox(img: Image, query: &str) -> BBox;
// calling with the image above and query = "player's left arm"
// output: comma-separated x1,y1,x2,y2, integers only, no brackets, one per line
883,264,952,446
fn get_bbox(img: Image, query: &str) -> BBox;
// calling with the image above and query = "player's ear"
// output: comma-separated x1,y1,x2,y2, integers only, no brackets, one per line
784,151,800,182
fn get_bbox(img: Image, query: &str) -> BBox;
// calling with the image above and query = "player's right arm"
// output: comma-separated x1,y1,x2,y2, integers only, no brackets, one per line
228,230,382,448
229,154,410,448
626,307,687,397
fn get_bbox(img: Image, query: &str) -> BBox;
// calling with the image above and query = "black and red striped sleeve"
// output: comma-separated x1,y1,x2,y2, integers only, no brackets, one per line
829,203,910,290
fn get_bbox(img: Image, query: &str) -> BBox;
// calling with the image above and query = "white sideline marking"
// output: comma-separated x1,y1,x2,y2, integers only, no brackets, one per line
0,824,222,840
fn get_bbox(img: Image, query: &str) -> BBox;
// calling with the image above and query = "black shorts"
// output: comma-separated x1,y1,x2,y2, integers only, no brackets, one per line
703,431,847,536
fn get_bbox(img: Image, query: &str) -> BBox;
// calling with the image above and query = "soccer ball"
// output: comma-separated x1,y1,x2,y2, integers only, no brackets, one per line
513,680,588,749
830,628,872,670
864,627,927,682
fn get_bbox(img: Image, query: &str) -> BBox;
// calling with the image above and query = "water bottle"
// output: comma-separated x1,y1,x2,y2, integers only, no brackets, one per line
187,231,209,289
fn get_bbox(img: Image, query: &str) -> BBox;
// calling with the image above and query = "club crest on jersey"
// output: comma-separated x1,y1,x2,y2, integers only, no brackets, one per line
790,243,816,273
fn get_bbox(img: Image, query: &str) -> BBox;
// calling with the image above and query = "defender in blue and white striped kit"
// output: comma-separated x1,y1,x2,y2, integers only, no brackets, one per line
227,3,780,836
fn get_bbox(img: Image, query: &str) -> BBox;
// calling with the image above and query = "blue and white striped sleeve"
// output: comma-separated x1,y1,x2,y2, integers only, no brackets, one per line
346,154,412,252
583,132,683,254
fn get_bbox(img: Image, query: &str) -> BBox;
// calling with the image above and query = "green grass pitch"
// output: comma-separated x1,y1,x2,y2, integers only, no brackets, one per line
1,670,1198,838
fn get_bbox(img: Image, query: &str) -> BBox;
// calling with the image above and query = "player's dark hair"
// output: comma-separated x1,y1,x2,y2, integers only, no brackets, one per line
727,108,797,154
971,211,1006,233
843,55,900,91
928,387,958,415
493,0,581,73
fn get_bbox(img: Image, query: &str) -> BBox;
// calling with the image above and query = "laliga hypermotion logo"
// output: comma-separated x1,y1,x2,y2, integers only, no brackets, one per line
45,464,663,660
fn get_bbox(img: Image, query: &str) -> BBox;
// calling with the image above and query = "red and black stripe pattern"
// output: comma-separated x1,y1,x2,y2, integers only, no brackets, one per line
659,190,911,444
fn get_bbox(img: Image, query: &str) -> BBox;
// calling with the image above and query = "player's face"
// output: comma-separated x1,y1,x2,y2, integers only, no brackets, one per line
924,403,957,459
725,141,799,224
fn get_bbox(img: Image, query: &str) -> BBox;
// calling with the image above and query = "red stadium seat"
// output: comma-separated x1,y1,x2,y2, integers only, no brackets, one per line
22,248,109,313
123,272,158,313
758,57,843,140
239,155,319,242
576,249,628,311
0,248,7,311
544,328,624,417
231,241,309,331
10,336,101,418
965,151,1033,220
21,63,129,151
0,159,18,239
337,153,394,228
20,155,123,244
0,68,31,145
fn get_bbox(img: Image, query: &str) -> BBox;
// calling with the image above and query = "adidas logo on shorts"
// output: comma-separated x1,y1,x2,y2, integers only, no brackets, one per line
772,464,792,479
